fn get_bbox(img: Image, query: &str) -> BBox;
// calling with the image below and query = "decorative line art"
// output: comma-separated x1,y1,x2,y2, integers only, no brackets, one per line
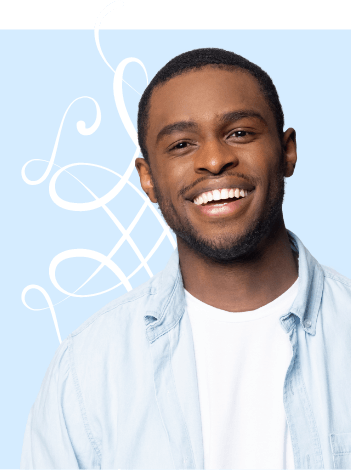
21,1,176,344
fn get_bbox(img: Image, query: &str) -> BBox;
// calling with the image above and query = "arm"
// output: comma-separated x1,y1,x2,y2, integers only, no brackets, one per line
20,339,99,469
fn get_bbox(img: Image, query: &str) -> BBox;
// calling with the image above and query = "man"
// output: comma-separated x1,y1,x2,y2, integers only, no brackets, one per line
21,48,351,469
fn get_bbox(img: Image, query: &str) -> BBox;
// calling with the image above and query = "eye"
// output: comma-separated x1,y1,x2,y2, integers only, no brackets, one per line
169,141,190,151
229,130,250,138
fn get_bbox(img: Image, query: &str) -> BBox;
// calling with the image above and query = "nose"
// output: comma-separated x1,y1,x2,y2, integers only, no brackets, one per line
194,139,239,175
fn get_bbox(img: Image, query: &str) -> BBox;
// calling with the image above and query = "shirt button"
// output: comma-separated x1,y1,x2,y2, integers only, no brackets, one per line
304,319,312,328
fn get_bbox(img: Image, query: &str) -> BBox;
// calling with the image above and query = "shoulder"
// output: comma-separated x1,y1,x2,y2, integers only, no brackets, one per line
67,270,163,343
62,274,166,385
320,265,351,313
321,264,351,289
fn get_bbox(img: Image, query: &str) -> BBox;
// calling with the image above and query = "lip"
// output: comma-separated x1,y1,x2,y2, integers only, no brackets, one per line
193,191,253,217
186,178,256,202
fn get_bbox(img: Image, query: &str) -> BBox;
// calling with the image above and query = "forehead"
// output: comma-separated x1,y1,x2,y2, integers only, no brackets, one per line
146,67,276,147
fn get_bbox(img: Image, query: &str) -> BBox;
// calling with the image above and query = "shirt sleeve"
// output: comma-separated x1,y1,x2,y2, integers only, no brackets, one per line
20,339,99,469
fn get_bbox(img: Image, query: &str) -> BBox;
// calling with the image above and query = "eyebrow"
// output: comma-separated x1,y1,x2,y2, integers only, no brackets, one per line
156,121,199,145
155,109,267,145
218,110,267,126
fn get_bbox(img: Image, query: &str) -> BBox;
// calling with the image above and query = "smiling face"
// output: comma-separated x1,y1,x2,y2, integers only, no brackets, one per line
136,66,297,262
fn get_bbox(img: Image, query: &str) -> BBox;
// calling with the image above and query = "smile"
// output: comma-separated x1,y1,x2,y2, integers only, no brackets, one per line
190,186,254,217
193,187,251,206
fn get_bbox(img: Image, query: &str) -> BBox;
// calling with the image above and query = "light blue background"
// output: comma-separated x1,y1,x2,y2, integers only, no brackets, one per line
1,30,350,467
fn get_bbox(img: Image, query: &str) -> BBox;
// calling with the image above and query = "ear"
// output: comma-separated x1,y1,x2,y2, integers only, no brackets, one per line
135,158,158,203
282,128,297,178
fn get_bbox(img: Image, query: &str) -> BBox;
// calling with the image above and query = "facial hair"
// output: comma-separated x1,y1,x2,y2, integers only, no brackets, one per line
150,156,286,264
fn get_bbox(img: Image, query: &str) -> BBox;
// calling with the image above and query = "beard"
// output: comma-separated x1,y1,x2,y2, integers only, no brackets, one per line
151,157,286,264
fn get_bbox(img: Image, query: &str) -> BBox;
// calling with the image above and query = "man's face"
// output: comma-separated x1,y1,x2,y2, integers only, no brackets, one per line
137,66,297,262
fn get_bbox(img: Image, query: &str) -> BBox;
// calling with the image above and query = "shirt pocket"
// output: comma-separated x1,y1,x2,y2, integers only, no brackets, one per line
330,432,351,469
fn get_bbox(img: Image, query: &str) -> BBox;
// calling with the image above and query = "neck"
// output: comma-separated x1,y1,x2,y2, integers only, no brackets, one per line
178,219,298,312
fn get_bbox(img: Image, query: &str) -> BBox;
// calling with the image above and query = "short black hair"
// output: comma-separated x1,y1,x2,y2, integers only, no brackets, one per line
137,48,285,164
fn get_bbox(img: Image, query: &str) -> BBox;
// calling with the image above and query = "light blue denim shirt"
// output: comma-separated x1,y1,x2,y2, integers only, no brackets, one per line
21,231,351,469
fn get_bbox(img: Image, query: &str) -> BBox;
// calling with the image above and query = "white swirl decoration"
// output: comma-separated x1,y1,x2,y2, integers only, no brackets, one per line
21,2,176,344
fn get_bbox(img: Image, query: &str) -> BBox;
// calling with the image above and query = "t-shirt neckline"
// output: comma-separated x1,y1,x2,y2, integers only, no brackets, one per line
185,277,299,323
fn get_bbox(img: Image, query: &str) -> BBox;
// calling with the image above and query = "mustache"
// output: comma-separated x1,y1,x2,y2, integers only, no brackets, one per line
179,172,261,197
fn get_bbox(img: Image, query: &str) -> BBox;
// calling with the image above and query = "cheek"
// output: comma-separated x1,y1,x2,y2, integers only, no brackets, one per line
150,163,180,203
159,160,191,195
248,143,282,180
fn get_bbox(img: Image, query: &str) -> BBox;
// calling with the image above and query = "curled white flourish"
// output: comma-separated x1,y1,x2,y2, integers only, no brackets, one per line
49,161,154,293
94,1,118,74
21,96,101,186
93,1,142,97
50,249,132,295
22,161,175,304
21,1,176,344
21,285,62,344
45,161,175,299
49,58,148,212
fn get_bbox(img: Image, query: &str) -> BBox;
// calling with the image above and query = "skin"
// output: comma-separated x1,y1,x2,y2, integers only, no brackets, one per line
136,66,298,312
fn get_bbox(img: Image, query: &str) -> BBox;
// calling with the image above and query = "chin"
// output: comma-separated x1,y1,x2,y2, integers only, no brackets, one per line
176,205,284,264
177,228,264,264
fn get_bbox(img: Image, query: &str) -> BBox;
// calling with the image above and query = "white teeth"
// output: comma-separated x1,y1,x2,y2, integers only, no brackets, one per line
221,188,229,199
193,187,251,205
213,189,221,200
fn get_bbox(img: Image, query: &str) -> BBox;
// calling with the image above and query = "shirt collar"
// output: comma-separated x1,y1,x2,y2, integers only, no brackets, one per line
143,248,185,343
280,230,324,336
144,230,324,342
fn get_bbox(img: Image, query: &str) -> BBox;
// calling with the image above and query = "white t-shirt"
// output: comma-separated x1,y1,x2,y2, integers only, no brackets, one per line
185,278,299,470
